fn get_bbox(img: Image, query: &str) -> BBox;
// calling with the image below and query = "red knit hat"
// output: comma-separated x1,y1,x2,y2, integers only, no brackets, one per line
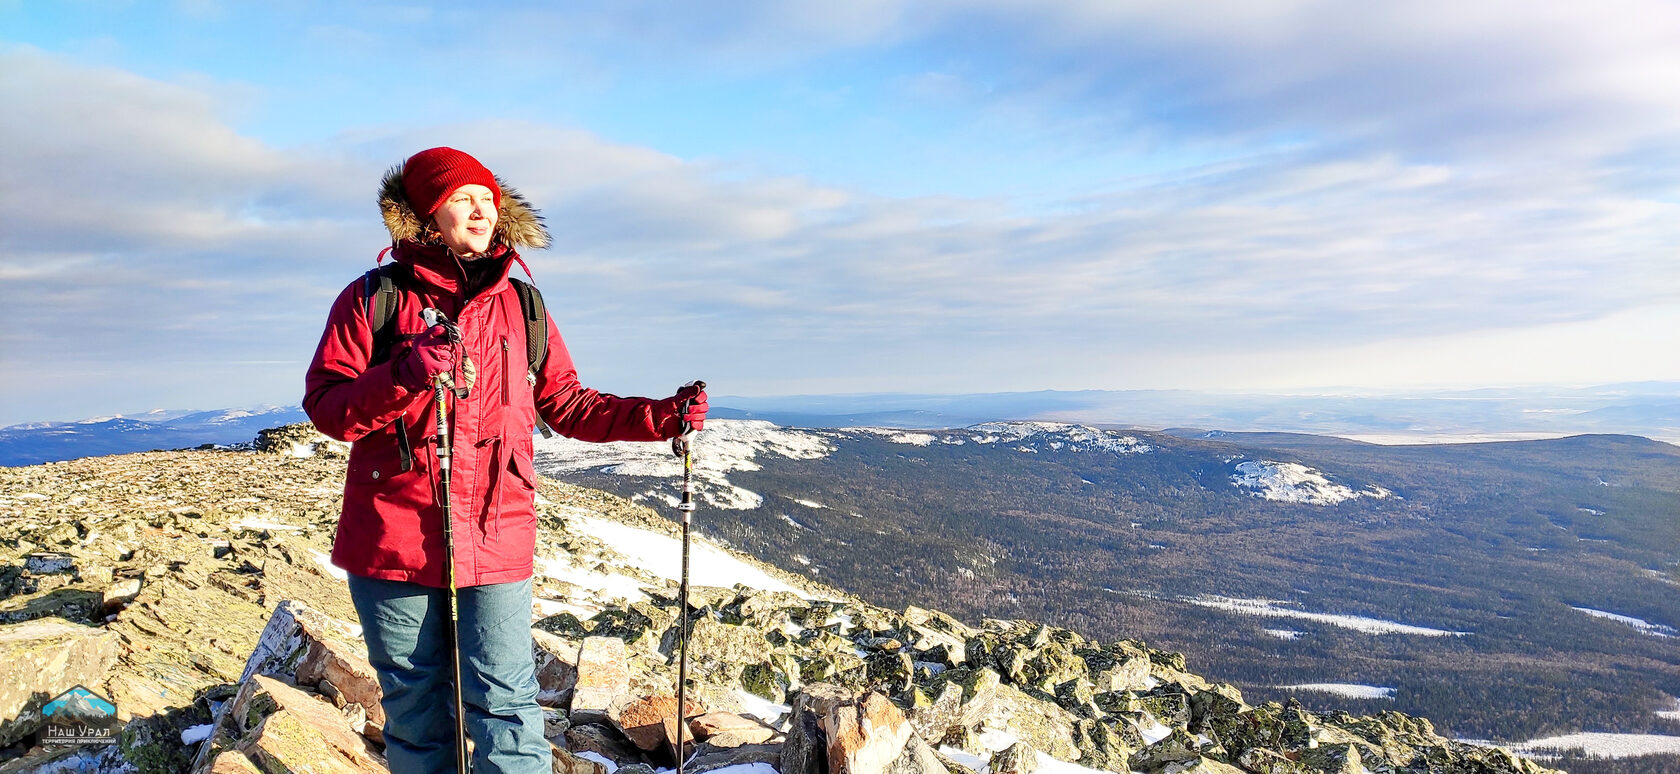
401,147,501,218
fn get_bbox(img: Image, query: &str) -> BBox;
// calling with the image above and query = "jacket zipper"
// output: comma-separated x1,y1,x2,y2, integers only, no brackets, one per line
501,336,510,406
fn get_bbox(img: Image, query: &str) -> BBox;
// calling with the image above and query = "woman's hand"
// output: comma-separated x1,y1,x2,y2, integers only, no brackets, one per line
671,382,708,434
393,325,456,391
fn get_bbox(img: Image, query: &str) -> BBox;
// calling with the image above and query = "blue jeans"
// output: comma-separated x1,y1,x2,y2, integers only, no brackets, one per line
347,574,550,774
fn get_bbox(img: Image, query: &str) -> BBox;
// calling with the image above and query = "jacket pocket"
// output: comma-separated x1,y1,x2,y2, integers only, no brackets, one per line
508,445,538,492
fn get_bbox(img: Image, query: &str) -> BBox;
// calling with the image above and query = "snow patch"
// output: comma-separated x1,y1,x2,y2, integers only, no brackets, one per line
229,516,302,531
1136,712,1173,744
534,419,831,510
848,428,937,446
1188,596,1467,636
734,690,790,726
180,723,215,745
568,514,810,597
966,422,1152,455
1231,461,1390,505
1656,697,1680,721
577,751,621,773
1281,683,1395,700
792,498,826,509
1263,628,1304,640
1507,733,1680,759
309,549,348,581
1572,606,1677,637
536,552,648,605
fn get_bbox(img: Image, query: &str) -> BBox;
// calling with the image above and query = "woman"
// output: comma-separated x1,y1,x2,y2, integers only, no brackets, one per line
304,147,706,773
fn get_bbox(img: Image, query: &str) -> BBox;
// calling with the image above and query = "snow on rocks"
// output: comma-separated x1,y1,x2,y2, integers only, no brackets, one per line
1230,460,1391,505
562,513,811,599
535,420,833,510
847,428,939,446
963,422,1153,455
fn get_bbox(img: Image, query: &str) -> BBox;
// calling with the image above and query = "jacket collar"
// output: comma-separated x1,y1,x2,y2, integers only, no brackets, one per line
392,239,516,298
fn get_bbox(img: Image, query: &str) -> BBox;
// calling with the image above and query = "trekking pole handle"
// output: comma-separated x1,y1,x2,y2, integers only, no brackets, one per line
679,380,706,437
421,307,464,344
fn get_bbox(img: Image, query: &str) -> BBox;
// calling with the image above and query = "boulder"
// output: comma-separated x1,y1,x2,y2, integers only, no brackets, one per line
987,683,1081,761
886,732,946,774
236,599,385,734
552,742,611,774
690,710,778,747
534,628,582,707
565,723,643,767
0,617,120,747
187,674,385,773
606,694,705,754
23,551,77,575
573,636,630,723
1072,718,1135,773
741,658,797,703
1158,757,1246,774
1127,728,1203,773
688,741,784,774
822,691,914,774
781,683,860,774
989,741,1039,774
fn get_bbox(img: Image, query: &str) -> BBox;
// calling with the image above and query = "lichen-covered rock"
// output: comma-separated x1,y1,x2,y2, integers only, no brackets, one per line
1072,718,1135,773
989,741,1039,774
606,694,705,754
574,636,631,723
689,741,784,774
690,710,778,747
552,742,611,774
187,674,386,773
1127,727,1206,772
253,423,349,459
1157,756,1245,774
534,629,582,708
781,683,859,774
826,691,911,774
741,657,797,703
987,683,1082,761
565,722,644,766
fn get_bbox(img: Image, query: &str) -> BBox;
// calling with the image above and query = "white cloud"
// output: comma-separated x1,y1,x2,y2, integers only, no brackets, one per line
4,17,1680,424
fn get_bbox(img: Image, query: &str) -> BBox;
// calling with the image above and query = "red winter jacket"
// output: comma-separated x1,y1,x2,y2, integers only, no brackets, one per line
304,171,682,588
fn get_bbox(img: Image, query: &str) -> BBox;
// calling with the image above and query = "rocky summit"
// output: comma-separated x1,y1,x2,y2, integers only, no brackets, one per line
0,423,1558,774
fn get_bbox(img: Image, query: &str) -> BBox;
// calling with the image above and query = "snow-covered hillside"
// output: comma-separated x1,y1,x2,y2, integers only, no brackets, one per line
1229,460,1392,505
532,419,1158,511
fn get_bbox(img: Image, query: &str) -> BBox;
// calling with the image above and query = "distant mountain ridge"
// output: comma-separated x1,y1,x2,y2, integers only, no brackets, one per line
0,406,307,466
534,419,1680,752
9,381,1677,466
714,383,1680,442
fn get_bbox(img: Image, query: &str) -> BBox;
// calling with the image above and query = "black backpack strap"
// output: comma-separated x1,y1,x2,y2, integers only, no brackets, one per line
362,264,404,365
361,262,414,471
508,277,555,438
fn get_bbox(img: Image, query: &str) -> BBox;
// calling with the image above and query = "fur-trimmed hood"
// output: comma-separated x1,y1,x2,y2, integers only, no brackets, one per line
378,163,551,250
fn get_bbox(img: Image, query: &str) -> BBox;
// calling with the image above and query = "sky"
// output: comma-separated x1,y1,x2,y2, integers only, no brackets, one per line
2,0,1679,426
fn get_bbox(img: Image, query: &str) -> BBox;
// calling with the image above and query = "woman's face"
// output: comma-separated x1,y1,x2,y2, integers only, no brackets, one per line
431,184,498,256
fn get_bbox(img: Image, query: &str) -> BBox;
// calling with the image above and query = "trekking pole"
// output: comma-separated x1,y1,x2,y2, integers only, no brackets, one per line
672,380,705,774
424,308,471,774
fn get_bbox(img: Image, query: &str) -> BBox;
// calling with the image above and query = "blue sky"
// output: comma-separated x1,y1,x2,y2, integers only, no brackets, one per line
3,0,1679,426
